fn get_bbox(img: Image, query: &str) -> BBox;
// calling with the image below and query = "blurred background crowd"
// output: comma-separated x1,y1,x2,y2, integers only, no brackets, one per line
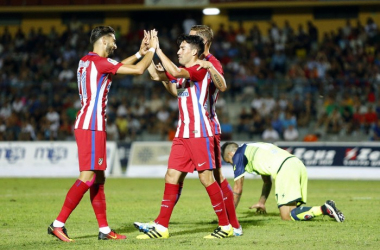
1,15,380,142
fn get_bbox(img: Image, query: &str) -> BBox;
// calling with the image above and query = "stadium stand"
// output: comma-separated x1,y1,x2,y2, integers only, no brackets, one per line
1,3,379,143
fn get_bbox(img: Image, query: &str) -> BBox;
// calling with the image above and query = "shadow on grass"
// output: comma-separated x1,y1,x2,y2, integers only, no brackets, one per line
241,211,279,218
74,234,98,239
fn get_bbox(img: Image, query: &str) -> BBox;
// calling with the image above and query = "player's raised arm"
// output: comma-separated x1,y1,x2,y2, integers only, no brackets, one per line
120,30,150,65
196,59,227,92
116,29,158,75
156,39,191,79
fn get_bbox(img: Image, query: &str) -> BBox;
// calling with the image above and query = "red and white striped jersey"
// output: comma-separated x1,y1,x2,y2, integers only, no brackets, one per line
166,65,214,138
204,54,224,135
74,52,122,131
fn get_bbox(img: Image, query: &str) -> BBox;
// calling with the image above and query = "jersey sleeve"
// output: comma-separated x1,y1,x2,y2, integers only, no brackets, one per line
165,71,177,83
208,56,224,75
95,57,123,75
232,145,248,181
184,65,207,82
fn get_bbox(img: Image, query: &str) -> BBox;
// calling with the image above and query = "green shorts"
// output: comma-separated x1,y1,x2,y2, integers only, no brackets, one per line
275,157,308,207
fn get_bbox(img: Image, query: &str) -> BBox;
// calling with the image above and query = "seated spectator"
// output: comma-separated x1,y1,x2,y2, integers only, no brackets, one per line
46,106,60,140
106,118,119,141
262,125,280,142
220,116,233,141
363,105,378,134
281,110,297,129
341,106,354,134
325,108,343,134
116,115,128,140
371,119,380,141
236,107,251,134
283,125,299,141
249,113,266,138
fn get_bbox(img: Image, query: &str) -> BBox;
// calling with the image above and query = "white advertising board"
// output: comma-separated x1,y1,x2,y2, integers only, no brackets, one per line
126,141,380,180
0,141,121,177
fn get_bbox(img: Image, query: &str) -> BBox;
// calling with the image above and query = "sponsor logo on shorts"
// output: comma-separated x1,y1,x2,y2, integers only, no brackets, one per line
198,162,206,167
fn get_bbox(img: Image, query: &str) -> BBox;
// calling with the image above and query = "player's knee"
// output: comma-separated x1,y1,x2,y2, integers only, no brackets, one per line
198,170,214,187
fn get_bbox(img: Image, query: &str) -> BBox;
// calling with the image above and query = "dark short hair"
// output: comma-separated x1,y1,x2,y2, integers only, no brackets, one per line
90,26,115,45
221,142,239,162
177,34,205,57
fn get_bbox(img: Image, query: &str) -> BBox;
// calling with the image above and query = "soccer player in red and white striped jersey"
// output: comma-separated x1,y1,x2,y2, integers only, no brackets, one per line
48,26,157,242
190,25,242,236
134,34,233,239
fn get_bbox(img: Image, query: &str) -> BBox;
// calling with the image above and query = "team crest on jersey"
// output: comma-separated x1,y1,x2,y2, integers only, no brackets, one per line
98,158,103,165
107,58,118,65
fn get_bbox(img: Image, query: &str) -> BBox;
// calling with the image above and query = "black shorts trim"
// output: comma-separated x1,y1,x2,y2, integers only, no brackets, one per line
276,156,296,174
277,197,305,208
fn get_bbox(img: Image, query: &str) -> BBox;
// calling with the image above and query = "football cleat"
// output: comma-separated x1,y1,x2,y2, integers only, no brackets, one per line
98,229,126,240
48,223,73,242
233,225,243,236
204,225,234,239
136,226,169,239
133,221,155,233
324,200,345,222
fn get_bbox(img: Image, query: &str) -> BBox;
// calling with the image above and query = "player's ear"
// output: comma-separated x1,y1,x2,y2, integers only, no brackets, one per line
191,49,197,56
101,36,107,46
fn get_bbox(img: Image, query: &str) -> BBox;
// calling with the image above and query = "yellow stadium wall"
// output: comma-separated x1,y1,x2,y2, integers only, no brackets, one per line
203,7,380,41
0,15,130,36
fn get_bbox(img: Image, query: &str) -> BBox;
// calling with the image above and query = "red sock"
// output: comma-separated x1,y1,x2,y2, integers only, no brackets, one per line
220,179,240,228
90,183,108,228
206,181,229,226
175,182,184,205
154,183,179,228
56,180,90,223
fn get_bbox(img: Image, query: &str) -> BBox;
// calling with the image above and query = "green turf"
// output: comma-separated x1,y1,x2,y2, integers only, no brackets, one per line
0,178,379,250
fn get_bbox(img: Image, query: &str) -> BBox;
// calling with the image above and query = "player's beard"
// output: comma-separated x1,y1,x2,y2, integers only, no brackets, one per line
106,45,114,57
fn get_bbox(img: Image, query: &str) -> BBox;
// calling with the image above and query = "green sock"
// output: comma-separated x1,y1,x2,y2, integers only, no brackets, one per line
290,206,323,221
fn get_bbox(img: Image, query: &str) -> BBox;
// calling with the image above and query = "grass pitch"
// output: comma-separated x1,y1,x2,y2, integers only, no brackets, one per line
0,178,379,250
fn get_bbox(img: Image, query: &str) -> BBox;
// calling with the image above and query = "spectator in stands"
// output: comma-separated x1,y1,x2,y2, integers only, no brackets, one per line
371,119,380,141
182,14,196,34
325,108,343,134
1,18,380,142
46,106,60,140
281,110,297,130
262,125,280,142
363,105,378,134
249,113,266,139
220,116,233,141
58,61,74,82
106,117,119,141
283,124,299,141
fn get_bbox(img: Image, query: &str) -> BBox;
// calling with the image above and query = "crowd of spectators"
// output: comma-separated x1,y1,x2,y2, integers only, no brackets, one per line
1,17,380,142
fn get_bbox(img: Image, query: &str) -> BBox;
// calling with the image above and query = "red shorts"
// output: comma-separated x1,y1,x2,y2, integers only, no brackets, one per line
75,129,107,171
214,134,222,168
168,137,215,173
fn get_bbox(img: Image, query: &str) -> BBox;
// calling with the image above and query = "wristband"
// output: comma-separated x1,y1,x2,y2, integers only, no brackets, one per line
135,52,142,59
148,47,156,53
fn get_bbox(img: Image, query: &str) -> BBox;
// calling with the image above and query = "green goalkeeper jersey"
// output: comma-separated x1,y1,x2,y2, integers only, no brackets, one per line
232,142,296,181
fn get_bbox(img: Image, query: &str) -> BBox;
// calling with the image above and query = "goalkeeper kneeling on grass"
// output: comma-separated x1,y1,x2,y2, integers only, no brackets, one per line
221,142,345,222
